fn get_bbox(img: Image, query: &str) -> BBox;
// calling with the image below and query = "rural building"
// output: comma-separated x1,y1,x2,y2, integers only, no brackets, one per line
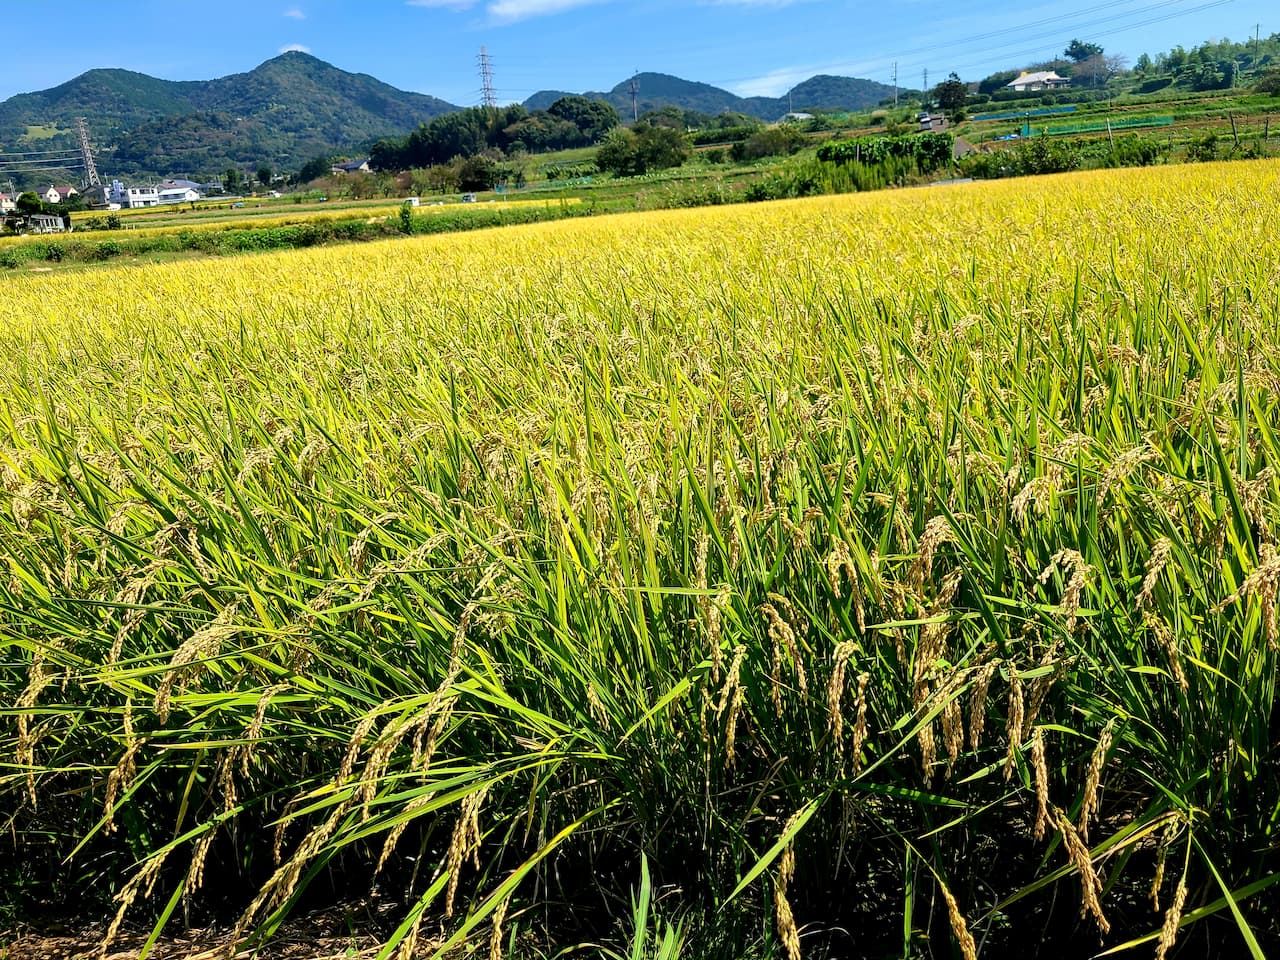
781,112,814,122
157,185,201,204
109,180,160,208
331,159,371,175
27,213,67,233
0,193,14,213
42,184,79,203
1006,71,1069,92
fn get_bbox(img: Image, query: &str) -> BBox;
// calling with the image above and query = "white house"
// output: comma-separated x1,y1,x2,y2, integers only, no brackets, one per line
0,193,15,213
43,184,79,203
109,180,160,208
331,159,371,175
157,186,201,204
1006,71,1070,92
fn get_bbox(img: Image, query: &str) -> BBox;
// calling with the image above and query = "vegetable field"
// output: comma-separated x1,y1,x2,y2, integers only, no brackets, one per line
3,160,1280,959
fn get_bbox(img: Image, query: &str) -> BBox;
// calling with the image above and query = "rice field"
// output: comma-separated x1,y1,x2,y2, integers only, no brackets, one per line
3,160,1280,959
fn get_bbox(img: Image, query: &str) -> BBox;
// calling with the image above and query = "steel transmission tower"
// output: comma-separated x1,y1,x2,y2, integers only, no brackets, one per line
478,47,497,108
76,117,101,188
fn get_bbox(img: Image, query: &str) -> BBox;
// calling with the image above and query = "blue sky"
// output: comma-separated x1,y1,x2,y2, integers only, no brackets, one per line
2,0,1273,105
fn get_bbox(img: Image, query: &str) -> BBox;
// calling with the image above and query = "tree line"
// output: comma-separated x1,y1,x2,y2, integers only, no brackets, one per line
368,97,621,172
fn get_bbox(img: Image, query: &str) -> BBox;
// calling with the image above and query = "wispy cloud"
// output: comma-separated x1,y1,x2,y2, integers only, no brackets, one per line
729,65,810,97
279,43,312,53
406,0,604,23
283,6,305,18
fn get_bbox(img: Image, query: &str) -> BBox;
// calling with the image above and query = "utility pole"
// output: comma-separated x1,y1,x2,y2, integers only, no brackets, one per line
630,72,640,123
1255,24,1261,75
478,47,497,108
922,68,929,107
892,62,898,108
76,117,100,189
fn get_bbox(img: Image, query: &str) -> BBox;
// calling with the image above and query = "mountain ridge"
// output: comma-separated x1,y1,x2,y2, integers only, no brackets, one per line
523,71,896,121
0,55,896,184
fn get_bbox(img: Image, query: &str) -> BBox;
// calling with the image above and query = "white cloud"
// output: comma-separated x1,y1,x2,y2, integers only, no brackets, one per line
406,0,602,22
279,43,312,53
487,0,602,21
730,65,810,98
283,6,305,18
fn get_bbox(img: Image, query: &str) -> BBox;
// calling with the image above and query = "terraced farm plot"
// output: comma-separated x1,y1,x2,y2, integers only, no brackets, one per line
3,160,1280,959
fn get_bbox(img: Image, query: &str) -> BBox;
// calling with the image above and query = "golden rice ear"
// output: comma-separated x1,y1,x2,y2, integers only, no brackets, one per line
938,880,978,960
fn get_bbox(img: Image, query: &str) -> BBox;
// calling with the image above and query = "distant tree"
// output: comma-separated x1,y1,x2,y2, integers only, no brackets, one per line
426,163,460,194
547,95,620,142
257,165,272,188
639,105,687,130
298,156,332,183
934,72,968,115
456,154,500,192
596,127,640,176
16,192,42,215
634,124,691,171
223,168,242,193
731,125,805,162
1070,53,1121,88
1065,39,1104,63
1134,53,1153,74
369,138,403,172
597,124,690,177
1256,67,1280,95
978,69,1020,94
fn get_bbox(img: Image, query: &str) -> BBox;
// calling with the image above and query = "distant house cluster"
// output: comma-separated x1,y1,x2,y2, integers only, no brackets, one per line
1006,71,1070,92
106,178,203,209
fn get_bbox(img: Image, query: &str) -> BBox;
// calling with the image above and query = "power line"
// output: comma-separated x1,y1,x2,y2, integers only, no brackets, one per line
704,0,1216,89
0,158,84,169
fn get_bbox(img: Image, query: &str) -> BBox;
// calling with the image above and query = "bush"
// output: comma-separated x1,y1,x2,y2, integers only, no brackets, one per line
1187,133,1218,163
731,125,807,162
817,133,954,174
1139,77,1174,94
94,240,122,261
1254,68,1280,97
597,125,690,177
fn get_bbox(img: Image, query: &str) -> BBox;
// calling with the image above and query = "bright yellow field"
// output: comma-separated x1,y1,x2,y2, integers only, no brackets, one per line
3,160,1280,959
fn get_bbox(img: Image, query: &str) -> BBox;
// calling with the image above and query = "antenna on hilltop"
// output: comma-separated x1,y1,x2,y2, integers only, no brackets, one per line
630,72,640,122
76,117,101,189
478,47,497,108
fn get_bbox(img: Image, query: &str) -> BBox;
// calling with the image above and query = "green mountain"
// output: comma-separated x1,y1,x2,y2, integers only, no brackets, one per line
0,57,898,188
524,72,897,122
0,52,458,185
